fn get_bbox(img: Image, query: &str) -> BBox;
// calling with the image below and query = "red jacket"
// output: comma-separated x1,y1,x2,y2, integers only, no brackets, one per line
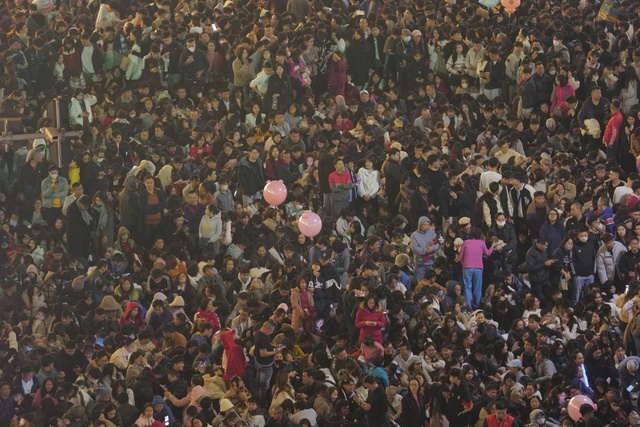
328,169,353,187
195,308,220,334
604,111,623,147
220,330,247,381
355,303,385,344
119,301,146,329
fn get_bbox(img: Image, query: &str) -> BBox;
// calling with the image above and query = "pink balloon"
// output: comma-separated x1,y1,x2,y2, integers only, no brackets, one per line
298,211,322,238
263,180,287,206
567,395,595,422
500,0,520,9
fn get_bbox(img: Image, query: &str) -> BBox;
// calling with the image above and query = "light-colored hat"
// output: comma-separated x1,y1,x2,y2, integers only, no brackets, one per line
219,398,234,412
458,217,471,226
169,296,185,307
395,253,410,268
99,295,121,312
277,303,289,312
507,359,522,368
250,267,270,278
530,409,545,423
153,292,168,302
33,138,46,149
411,30,422,37
71,275,85,291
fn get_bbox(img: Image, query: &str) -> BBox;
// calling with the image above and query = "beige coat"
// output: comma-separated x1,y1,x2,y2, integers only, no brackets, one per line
232,58,255,87
291,287,315,332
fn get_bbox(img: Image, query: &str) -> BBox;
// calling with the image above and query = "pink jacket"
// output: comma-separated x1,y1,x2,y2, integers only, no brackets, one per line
550,84,576,115
459,239,494,269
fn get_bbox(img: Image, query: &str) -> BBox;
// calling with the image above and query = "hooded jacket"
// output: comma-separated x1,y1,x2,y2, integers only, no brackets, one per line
220,329,247,381
120,301,147,329
195,308,220,334
410,217,439,267
152,395,176,427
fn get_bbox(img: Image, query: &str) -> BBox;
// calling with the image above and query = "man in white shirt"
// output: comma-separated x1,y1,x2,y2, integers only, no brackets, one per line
613,175,634,204
479,157,502,193
62,181,84,216
290,400,318,426
249,61,273,98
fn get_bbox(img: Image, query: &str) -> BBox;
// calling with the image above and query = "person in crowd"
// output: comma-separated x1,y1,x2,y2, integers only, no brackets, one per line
5,3,640,427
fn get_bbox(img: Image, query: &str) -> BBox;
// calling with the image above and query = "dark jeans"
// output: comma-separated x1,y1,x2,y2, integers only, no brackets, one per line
255,362,273,408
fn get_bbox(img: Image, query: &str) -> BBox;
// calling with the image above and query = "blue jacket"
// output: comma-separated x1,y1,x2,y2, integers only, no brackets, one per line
367,366,390,387
152,395,176,427
40,175,69,208
539,222,566,256
599,206,615,233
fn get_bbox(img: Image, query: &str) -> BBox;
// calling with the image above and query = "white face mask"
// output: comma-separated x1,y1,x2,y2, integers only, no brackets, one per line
579,236,588,243
539,418,546,425
220,185,229,191
97,158,104,163
461,83,469,88
367,120,374,125
549,69,556,75
496,221,506,227
50,173,58,179
553,40,560,47
188,46,196,52
596,223,605,231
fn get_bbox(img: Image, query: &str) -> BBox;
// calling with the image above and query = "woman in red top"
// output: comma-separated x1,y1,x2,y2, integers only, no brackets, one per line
189,133,212,160
334,112,354,132
355,296,386,345
263,145,280,181
195,298,221,334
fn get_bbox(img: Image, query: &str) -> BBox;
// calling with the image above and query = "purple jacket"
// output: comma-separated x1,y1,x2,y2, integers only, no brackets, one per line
459,239,494,269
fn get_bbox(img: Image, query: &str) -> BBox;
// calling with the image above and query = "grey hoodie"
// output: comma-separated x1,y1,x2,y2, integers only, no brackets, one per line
411,217,439,267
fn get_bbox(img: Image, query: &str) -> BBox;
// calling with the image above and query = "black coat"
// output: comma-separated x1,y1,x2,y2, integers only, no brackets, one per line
384,159,402,196
526,246,550,285
238,157,265,196
53,348,88,383
17,161,47,199
264,74,293,113
400,392,427,427
346,39,374,86
66,200,93,257
318,153,335,194
79,160,107,197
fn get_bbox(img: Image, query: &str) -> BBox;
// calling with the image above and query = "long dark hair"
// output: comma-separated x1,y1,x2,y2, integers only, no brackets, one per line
427,383,447,415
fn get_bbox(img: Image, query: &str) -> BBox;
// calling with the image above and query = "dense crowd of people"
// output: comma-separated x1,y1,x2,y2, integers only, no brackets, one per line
4,0,640,427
